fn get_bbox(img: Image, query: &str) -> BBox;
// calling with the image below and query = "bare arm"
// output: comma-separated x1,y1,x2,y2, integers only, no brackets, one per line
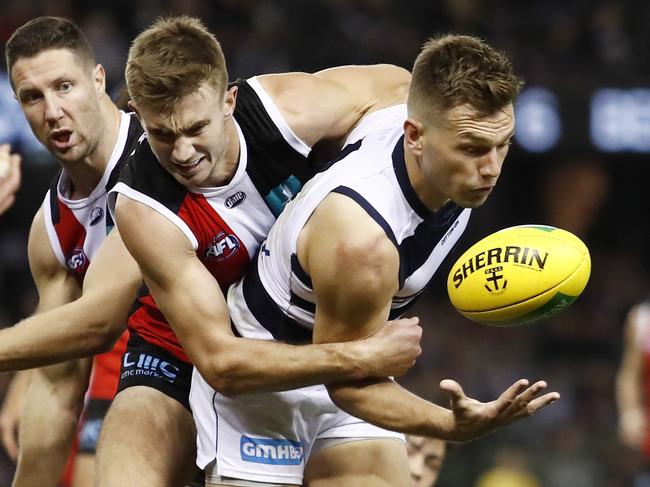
616,305,647,449
0,228,141,371
115,194,421,396
302,193,559,441
12,209,91,486
256,64,410,148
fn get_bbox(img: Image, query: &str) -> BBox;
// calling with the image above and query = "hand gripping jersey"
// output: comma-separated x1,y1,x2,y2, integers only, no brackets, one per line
108,77,317,362
42,111,143,399
228,105,471,343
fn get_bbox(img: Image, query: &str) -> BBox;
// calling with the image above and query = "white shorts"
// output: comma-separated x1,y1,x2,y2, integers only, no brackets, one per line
190,369,404,485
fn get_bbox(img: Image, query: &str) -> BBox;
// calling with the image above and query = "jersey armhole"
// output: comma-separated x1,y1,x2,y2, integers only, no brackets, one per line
108,182,199,250
246,77,311,157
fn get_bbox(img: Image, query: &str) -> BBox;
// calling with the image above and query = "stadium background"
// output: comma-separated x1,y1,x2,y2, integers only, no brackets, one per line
1,1,649,485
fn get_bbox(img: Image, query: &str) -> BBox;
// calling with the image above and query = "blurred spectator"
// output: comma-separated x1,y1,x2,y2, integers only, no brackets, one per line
475,447,541,487
616,300,650,486
0,145,21,216
407,435,446,487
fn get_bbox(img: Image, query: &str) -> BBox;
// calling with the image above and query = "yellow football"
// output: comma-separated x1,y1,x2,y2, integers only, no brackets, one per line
447,225,591,326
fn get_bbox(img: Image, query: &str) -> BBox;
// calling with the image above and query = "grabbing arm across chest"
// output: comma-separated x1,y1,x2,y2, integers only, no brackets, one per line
114,193,420,395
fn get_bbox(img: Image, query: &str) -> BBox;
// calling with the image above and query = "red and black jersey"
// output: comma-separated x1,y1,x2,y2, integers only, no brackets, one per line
41,111,143,399
109,77,316,362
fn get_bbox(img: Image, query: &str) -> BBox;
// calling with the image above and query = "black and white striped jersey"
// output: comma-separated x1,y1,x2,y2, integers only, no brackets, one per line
228,105,472,343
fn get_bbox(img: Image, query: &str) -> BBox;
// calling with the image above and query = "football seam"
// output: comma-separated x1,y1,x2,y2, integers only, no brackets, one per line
455,253,590,314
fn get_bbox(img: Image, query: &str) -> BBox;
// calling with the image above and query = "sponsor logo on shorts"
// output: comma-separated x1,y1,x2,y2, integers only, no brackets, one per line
225,191,246,209
89,207,104,226
240,436,304,465
205,232,240,260
121,352,179,383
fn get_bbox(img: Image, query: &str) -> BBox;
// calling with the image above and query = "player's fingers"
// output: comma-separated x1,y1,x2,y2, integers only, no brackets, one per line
439,379,465,403
512,391,560,419
501,380,548,414
493,379,530,413
391,316,420,327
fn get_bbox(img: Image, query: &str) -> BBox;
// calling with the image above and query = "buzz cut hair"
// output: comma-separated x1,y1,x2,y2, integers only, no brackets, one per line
408,34,523,121
126,15,228,116
5,16,96,88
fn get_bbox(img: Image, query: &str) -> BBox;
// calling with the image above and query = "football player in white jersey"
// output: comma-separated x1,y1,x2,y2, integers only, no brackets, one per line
185,35,562,486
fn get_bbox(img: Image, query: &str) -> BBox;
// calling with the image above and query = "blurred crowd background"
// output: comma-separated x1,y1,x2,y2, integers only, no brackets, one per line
1,1,649,486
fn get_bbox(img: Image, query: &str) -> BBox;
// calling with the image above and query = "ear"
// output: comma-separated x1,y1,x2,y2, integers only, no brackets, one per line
94,64,106,94
403,118,423,158
127,100,140,119
224,85,238,119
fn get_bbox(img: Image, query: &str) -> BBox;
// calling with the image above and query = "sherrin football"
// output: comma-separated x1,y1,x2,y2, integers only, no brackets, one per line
447,225,591,326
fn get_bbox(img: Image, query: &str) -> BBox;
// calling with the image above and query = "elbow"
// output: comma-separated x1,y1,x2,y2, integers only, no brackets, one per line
196,356,242,397
85,320,124,355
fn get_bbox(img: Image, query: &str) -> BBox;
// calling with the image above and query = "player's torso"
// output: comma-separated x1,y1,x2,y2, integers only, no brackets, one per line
42,111,143,399
112,78,314,361
230,108,471,342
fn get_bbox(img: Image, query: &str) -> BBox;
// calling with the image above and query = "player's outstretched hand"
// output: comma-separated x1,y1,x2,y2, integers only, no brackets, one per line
439,378,560,442
0,143,22,216
364,316,422,378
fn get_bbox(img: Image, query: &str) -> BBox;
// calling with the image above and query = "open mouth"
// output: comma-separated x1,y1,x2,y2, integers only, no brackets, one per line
50,129,73,150
173,156,204,172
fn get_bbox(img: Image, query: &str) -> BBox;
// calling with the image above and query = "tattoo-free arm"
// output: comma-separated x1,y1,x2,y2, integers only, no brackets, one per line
303,193,559,441
12,209,91,487
256,64,410,148
616,306,647,449
0,228,141,371
114,194,420,396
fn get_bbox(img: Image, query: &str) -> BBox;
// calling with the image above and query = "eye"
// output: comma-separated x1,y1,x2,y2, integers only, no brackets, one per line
21,92,42,104
58,81,72,92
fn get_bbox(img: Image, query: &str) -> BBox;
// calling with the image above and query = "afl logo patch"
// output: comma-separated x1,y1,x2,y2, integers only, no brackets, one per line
205,232,240,260
225,191,246,209
89,207,104,226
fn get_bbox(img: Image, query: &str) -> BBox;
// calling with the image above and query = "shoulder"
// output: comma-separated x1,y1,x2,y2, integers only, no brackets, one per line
303,192,399,288
27,207,62,279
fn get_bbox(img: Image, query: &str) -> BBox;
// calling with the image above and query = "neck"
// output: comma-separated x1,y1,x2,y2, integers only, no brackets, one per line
403,139,448,212
203,118,241,187
64,96,121,199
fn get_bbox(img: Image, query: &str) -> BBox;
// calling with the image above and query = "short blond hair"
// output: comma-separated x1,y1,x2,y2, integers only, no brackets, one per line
126,16,228,115
408,34,523,120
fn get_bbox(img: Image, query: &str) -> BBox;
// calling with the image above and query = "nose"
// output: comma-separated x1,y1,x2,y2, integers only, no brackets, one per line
44,94,63,125
479,147,502,179
171,136,195,164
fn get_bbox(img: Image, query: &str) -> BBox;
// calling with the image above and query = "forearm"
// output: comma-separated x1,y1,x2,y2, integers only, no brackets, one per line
194,335,371,396
327,379,456,440
0,302,120,371
13,360,90,486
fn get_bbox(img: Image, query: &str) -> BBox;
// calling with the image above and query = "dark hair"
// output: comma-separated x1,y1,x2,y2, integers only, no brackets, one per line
5,16,95,87
408,34,523,119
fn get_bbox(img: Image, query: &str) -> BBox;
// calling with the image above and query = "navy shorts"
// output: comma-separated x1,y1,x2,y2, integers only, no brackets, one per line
116,332,193,410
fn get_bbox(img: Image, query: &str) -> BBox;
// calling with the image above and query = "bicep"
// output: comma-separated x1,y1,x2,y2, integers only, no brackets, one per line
27,209,80,312
114,195,231,356
304,194,399,344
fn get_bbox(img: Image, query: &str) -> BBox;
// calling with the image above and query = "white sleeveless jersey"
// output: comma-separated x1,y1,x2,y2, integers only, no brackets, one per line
42,111,141,283
228,105,472,342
